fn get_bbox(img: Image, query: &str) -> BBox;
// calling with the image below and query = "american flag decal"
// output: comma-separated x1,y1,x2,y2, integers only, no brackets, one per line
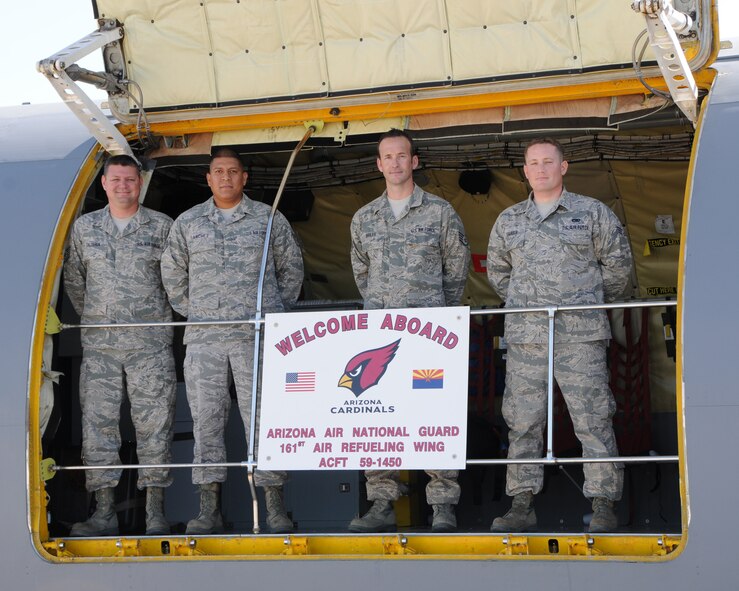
285,371,316,392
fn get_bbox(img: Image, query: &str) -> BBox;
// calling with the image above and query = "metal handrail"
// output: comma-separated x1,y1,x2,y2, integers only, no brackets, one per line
475,299,676,315
58,298,677,330
475,299,677,463
51,454,679,473
59,318,261,330
53,461,256,471
52,298,678,475
466,455,678,465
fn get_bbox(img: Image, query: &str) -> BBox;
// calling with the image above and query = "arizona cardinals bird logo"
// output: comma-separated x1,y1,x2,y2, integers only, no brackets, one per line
338,339,401,397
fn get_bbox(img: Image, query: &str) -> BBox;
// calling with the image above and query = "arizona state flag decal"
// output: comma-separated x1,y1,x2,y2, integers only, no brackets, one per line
412,369,444,389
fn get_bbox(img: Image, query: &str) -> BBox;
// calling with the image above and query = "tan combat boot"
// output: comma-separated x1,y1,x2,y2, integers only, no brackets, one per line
431,504,457,532
264,486,294,533
70,487,118,536
348,500,396,533
490,491,537,532
588,497,617,533
144,487,170,535
186,483,224,534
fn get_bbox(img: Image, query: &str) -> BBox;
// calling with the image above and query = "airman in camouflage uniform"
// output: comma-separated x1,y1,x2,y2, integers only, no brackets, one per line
349,129,470,533
161,148,303,534
487,138,633,533
64,154,176,536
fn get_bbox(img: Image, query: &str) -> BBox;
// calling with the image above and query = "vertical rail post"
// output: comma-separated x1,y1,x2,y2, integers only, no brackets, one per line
545,307,557,460
248,123,319,533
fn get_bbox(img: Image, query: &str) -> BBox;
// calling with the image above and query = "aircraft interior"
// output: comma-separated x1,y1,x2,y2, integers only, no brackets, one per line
43,100,688,541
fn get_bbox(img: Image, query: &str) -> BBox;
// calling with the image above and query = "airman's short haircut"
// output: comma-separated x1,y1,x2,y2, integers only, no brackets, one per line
103,154,141,176
377,128,416,157
524,137,566,162
210,148,244,170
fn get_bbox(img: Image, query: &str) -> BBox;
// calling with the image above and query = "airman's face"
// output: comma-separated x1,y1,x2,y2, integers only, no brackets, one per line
101,164,142,215
207,156,248,207
376,136,418,190
523,143,568,196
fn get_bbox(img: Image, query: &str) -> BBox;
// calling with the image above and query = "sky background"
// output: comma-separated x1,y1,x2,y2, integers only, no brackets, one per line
1,0,737,107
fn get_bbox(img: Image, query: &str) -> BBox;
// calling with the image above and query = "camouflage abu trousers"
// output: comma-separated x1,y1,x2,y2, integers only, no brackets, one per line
184,341,287,487
365,470,460,505
79,346,176,491
503,341,623,501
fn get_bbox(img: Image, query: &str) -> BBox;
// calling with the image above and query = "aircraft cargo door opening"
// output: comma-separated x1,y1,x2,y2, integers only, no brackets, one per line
34,119,690,560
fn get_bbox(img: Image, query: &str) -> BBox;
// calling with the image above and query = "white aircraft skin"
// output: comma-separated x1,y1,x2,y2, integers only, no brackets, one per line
1,57,738,589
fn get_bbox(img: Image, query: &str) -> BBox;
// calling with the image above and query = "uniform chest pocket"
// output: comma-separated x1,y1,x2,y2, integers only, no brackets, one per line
127,241,163,263
189,230,217,254
406,231,442,278
504,229,526,251
406,229,439,251
558,217,592,246
231,230,265,251
84,244,109,265
364,238,384,257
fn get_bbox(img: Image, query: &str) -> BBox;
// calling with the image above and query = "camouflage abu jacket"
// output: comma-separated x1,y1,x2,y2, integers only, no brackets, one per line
487,190,632,344
161,196,303,344
350,184,470,310
64,205,174,350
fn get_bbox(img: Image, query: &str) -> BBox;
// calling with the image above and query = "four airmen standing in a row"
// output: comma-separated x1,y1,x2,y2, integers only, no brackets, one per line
64,130,632,536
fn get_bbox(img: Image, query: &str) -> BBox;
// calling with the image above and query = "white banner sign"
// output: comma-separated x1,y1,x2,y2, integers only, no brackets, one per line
258,307,470,470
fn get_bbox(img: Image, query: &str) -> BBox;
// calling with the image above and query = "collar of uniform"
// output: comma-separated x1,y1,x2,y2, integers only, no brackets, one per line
408,184,425,209
96,204,148,236
525,189,571,220
120,206,150,237
557,189,576,211
374,184,424,216
523,192,539,220
233,194,254,220
204,193,251,223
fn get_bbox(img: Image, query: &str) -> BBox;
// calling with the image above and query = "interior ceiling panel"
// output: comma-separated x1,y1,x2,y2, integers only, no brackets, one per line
94,0,675,113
